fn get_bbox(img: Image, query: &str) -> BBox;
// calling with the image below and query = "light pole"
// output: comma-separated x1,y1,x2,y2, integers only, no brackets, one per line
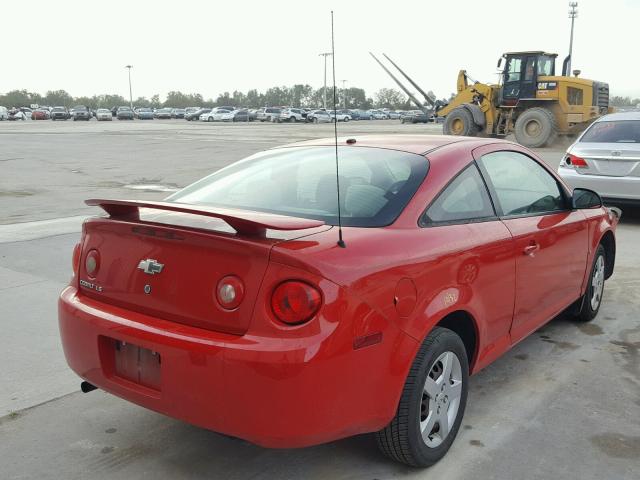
567,2,578,76
318,52,333,109
125,65,133,109
341,79,347,109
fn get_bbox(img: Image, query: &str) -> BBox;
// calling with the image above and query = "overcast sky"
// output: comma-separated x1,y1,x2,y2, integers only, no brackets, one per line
4,0,639,101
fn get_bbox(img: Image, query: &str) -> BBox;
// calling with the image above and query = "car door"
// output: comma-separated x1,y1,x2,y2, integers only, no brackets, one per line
416,163,516,372
475,146,589,345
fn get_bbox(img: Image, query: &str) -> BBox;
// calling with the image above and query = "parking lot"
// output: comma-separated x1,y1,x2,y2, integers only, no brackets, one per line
1,120,639,479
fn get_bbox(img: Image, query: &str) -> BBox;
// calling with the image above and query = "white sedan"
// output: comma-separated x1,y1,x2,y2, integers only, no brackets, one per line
329,110,352,122
200,109,232,122
558,111,640,206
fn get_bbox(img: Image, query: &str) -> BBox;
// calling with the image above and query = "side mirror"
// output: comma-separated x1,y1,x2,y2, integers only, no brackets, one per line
572,188,602,209
497,57,503,69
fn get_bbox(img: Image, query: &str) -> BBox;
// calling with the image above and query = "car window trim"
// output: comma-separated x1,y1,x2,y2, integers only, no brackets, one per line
419,163,498,228
475,149,572,219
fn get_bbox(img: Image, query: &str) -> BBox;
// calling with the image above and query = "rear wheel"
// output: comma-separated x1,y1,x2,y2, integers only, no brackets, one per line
207,117,214,122
290,116,296,123
313,117,319,124
443,107,479,136
514,107,557,148
377,327,468,467
575,245,606,322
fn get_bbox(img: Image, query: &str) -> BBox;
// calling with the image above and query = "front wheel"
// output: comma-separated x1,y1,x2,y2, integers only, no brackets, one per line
575,244,606,322
443,107,479,136
377,327,468,467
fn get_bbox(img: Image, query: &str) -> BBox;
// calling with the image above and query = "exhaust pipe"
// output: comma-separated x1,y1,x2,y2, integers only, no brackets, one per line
81,381,97,393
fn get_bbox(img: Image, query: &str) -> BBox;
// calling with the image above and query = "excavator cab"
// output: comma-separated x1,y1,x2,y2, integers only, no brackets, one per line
499,51,557,105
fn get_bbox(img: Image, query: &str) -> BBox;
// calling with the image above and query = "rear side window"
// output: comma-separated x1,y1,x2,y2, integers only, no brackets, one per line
422,164,495,225
168,146,429,227
580,120,640,143
479,151,565,216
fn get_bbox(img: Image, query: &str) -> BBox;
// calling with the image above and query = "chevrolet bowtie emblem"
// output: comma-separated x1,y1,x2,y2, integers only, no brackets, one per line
137,259,164,275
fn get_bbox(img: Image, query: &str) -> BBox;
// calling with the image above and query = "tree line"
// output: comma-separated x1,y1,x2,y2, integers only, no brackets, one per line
0,85,416,110
609,96,640,107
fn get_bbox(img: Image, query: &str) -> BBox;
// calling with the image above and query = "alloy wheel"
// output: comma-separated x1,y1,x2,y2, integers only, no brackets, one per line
420,351,463,448
591,255,605,310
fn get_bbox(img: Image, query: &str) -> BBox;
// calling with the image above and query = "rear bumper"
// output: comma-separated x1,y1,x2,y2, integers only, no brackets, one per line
59,286,415,448
558,166,640,202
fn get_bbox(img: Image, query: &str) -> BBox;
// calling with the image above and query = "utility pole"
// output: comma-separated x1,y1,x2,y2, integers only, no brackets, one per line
567,2,578,76
341,79,347,109
125,65,133,109
318,52,333,109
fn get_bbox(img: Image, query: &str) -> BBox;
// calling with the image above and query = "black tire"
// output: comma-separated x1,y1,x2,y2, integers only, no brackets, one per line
401,118,405,124
344,117,350,122
290,116,296,123
514,107,557,148
574,244,606,322
443,107,479,137
313,117,319,124
207,117,214,122
377,327,469,467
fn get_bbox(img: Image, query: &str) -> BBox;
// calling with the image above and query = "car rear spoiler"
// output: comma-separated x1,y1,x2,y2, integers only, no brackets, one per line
85,199,325,236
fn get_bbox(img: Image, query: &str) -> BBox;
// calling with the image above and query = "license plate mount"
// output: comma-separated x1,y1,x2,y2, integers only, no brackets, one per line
113,340,161,391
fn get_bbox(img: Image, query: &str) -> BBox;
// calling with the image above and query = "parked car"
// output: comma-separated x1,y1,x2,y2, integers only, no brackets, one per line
558,111,640,206
329,109,352,122
279,108,305,122
185,107,200,117
369,110,388,120
356,109,372,120
256,107,282,122
31,108,51,120
50,106,70,120
401,110,430,124
8,108,27,120
185,108,211,121
96,108,113,121
0,106,8,120
221,109,250,122
201,109,232,122
306,109,331,123
155,108,173,119
20,107,33,119
61,135,618,468
172,108,186,119
387,111,401,119
72,105,92,121
347,109,361,121
116,106,134,120
247,109,258,121
134,107,154,120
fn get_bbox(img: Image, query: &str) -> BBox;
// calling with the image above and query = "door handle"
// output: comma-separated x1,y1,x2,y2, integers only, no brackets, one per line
523,242,540,257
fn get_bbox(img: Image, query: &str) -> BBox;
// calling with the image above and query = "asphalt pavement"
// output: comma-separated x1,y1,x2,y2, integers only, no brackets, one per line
1,120,638,479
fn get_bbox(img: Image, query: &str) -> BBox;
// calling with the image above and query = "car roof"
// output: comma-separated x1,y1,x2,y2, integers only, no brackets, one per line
595,111,640,122
283,134,493,155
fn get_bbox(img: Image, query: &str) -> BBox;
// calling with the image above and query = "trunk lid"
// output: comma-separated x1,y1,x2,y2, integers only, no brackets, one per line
78,201,327,335
572,142,640,177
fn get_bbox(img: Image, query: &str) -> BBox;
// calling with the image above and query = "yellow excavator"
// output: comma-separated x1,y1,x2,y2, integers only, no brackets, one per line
370,52,610,147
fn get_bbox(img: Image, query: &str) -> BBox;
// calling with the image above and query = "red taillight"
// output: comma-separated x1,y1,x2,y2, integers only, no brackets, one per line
85,249,100,278
72,243,81,274
271,281,322,325
216,275,245,310
567,153,588,168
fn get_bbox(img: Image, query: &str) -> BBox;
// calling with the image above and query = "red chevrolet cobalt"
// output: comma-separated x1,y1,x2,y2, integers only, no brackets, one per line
59,135,618,467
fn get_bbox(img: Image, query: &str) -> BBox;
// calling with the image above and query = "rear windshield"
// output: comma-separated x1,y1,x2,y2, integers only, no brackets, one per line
168,146,429,227
581,120,640,143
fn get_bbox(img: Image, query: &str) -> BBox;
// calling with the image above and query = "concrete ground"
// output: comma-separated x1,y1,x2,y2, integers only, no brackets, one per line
0,120,638,479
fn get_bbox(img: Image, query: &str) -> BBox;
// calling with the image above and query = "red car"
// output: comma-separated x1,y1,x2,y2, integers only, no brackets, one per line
32,108,50,120
59,135,619,466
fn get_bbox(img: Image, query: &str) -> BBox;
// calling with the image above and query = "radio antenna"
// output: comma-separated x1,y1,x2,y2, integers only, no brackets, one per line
331,11,345,248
